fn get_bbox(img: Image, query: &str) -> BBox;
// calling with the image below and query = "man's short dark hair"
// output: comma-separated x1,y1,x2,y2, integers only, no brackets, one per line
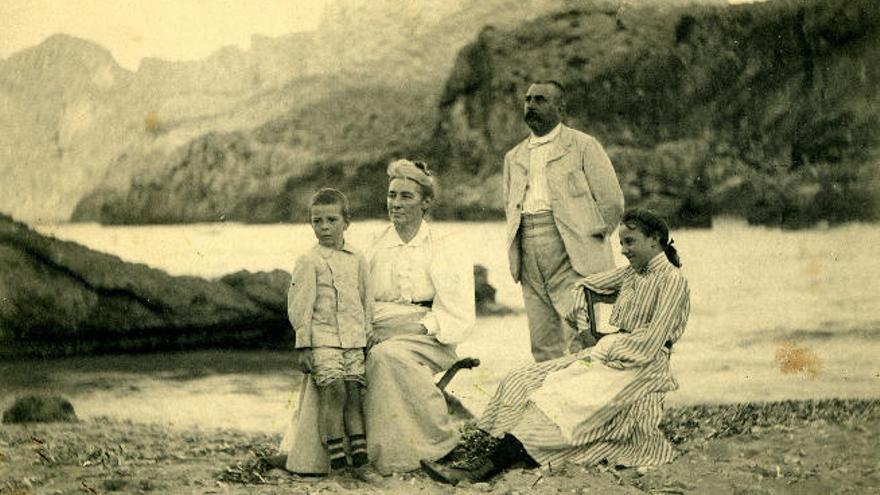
309,188,351,221
531,79,566,110
533,79,565,95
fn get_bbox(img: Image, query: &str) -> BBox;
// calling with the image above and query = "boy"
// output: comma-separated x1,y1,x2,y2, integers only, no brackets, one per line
288,188,372,471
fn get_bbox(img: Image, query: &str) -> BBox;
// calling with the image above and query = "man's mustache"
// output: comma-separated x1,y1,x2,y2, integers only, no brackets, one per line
524,110,538,119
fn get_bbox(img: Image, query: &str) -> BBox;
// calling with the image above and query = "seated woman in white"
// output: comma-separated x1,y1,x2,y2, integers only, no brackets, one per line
281,159,475,475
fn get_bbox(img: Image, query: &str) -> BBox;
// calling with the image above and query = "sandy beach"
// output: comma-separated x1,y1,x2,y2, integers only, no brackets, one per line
2,310,879,494
2,399,879,494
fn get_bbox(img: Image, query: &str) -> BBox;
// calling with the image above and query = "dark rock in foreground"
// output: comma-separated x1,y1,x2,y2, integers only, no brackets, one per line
3,395,78,423
0,213,292,357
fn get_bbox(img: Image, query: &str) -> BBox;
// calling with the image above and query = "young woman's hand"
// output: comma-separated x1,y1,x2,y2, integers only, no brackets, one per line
590,333,622,363
568,331,597,354
565,288,587,327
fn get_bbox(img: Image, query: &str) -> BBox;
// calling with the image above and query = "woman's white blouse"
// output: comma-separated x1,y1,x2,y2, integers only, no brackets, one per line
370,224,435,306
366,222,475,345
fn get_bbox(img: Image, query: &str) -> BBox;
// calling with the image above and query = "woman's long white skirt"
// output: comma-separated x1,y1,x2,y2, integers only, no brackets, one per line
280,334,460,474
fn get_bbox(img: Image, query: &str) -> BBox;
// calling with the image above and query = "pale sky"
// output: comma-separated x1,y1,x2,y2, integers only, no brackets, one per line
1,0,764,71
0,0,327,70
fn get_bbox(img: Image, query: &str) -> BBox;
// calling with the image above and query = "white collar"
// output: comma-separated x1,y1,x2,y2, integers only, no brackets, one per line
380,221,431,248
528,123,562,148
315,240,355,258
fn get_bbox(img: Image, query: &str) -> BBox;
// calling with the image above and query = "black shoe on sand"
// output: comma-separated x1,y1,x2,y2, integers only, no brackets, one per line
421,459,475,486
265,454,288,470
422,457,503,485
351,451,369,468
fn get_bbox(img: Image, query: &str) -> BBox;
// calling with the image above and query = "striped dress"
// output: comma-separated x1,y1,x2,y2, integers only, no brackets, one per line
475,253,690,467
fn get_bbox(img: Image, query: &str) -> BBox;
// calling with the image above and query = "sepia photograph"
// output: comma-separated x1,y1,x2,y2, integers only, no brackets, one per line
1,0,878,493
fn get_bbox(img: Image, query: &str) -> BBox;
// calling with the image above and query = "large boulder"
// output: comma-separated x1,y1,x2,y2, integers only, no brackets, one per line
2,395,78,423
0,214,291,357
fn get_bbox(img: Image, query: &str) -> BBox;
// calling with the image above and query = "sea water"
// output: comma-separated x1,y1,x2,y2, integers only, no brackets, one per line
2,219,876,433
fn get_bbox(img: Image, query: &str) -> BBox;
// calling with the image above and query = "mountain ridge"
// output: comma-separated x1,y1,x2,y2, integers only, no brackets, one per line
68,0,878,228
4,0,590,223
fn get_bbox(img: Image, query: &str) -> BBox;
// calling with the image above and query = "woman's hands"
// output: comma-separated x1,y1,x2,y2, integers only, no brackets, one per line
565,292,583,329
367,322,428,347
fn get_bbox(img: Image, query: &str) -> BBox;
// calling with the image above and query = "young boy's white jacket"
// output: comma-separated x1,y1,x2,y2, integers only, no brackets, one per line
287,243,372,349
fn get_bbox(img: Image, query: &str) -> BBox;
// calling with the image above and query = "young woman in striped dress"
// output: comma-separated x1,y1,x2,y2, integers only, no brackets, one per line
422,208,690,485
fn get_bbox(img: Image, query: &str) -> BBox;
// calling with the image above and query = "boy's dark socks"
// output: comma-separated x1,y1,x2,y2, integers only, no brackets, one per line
349,434,366,449
349,433,368,467
327,437,347,470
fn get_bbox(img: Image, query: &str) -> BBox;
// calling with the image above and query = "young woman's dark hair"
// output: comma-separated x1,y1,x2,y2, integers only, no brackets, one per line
621,208,681,267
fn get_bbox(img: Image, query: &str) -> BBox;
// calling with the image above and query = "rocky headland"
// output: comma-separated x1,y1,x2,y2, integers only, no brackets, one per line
0,214,291,357
433,0,880,227
0,214,508,357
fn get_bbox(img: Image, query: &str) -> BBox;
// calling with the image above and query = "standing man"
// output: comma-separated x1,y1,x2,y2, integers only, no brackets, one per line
504,80,624,362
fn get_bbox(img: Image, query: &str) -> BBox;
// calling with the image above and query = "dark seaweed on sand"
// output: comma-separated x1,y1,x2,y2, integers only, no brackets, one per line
446,399,880,469
661,399,880,445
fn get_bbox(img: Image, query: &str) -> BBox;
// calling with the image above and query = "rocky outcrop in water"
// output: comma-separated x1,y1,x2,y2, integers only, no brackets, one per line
0,214,291,357
0,214,508,356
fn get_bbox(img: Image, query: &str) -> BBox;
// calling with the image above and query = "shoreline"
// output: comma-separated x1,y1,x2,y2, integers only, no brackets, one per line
2,398,878,494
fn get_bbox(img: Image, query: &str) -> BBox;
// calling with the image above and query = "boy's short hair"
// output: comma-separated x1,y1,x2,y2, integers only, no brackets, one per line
309,188,351,221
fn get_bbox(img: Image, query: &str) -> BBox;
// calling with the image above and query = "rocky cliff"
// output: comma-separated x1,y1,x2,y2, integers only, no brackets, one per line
4,0,592,224
0,32,318,224
433,0,880,226
0,35,136,223
67,0,879,228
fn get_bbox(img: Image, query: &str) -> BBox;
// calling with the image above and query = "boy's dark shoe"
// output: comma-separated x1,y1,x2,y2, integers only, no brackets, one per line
265,454,288,470
350,465,383,483
351,451,369,468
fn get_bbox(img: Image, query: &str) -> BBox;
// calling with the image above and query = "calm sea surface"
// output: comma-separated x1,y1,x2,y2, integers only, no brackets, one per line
4,219,877,433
